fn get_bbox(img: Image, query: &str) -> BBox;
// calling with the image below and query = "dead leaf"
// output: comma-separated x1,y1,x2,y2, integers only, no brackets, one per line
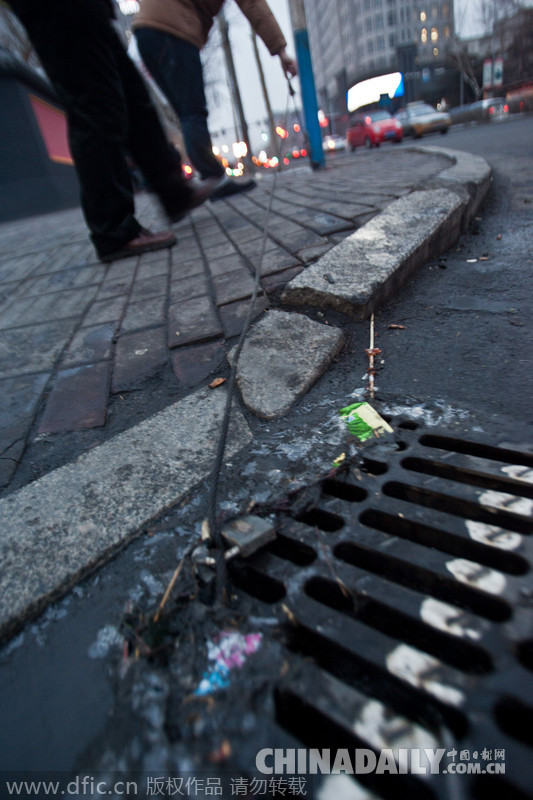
332,453,346,468
209,377,226,389
209,740,232,763
281,604,297,626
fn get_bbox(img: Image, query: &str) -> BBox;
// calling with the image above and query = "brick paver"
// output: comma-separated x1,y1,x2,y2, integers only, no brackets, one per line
38,362,111,433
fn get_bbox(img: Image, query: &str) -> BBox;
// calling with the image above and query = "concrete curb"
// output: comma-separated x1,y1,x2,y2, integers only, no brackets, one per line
409,145,492,228
0,388,252,640
280,145,492,319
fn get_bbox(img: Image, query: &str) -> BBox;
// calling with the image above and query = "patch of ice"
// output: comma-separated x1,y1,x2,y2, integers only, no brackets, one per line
88,625,123,659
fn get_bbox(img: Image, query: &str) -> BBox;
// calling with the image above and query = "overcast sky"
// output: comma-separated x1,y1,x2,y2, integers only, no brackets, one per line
206,0,531,146
206,0,295,145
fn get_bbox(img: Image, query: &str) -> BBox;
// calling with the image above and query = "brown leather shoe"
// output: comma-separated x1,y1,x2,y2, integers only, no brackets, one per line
99,228,177,262
167,178,222,222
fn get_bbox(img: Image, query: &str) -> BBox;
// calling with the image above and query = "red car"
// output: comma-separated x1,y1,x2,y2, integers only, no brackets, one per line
346,109,403,150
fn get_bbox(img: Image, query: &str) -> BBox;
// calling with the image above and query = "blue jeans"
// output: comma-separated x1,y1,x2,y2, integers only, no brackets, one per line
135,29,225,180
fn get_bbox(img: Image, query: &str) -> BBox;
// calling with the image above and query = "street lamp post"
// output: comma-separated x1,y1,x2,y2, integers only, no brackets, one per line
288,0,324,169
217,10,254,173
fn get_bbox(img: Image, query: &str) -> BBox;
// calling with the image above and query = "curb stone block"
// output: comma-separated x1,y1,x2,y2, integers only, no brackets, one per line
408,145,492,228
0,387,252,638
281,188,466,319
229,309,345,419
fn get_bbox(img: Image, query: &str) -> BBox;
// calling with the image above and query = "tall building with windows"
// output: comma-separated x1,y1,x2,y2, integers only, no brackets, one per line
304,0,455,121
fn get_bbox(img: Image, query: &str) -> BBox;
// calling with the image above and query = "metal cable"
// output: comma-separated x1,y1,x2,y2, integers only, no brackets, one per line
206,81,296,604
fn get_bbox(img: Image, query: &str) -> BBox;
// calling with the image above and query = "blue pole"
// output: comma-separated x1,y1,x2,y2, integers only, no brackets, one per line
289,2,325,169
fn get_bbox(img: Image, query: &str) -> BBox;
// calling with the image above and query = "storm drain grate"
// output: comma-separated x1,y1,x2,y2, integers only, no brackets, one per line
229,427,533,800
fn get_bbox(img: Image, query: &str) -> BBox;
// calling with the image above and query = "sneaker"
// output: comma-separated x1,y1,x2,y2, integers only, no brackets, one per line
99,227,176,262
209,176,257,201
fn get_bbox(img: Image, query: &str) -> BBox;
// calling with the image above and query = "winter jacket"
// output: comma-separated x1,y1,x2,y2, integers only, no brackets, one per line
132,0,287,56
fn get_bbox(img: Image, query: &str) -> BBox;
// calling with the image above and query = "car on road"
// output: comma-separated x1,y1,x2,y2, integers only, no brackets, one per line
394,102,451,138
346,109,403,150
448,97,510,125
322,134,347,152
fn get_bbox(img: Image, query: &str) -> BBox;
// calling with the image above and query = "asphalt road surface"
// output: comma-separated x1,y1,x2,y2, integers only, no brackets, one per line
369,114,533,427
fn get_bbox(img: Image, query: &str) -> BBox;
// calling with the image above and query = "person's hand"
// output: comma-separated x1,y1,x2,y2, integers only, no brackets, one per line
278,47,298,78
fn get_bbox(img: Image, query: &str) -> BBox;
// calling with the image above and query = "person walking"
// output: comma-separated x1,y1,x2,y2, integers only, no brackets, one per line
133,0,298,201
7,0,215,262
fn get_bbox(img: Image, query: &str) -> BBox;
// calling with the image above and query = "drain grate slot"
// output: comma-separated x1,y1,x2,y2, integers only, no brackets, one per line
383,481,533,535
361,455,389,475
517,640,533,672
321,478,368,502
494,695,533,747
418,435,533,468
471,774,531,800
267,533,317,566
401,456,533,499
296,507,345,532
334,540,512,622
359,508,529,576
284,616,468,737
228,562,286,603
274,686,437,800
304,575,493,674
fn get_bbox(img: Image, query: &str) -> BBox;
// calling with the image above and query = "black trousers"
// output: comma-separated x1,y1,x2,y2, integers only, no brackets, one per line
136,29,225,180
10,0,191,257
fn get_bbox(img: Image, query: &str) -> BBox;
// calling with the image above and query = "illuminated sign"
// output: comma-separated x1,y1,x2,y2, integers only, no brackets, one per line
347,72,404,113
118,1,140,15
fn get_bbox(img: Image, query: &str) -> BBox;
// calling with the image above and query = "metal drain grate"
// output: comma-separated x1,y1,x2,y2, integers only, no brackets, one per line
229,428,533,800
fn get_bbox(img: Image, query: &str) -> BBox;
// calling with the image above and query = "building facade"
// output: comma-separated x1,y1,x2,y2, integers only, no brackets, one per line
0,48,80,221
304,0,455,122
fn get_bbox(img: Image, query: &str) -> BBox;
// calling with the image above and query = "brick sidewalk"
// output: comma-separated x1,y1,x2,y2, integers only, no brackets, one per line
0,148,450,489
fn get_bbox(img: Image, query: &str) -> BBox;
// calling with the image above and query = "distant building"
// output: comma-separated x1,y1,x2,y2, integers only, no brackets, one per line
303,0,455,125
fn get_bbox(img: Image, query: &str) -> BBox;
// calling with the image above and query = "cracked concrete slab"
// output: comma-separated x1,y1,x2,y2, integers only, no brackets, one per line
0,387,252,638
229,309,345,419
281,188,466,319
